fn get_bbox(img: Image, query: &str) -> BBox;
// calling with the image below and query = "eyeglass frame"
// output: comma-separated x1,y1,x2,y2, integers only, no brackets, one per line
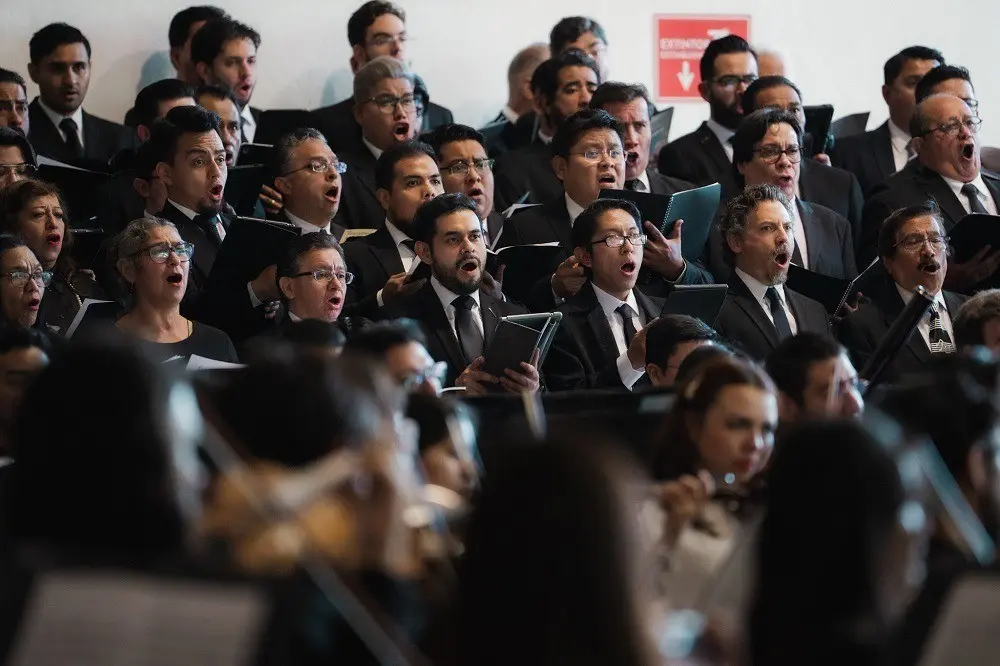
403,360,448,392
569,147,625,162
291,268,355,285
1,269,53,288
363,94,418,115
590,232,648,248
915,116,982,138
129,241,196,264
441,158,495,178
892,233,950,254
0,163,36,177
711,74,758,89
753,144,803,164
281,159,348,177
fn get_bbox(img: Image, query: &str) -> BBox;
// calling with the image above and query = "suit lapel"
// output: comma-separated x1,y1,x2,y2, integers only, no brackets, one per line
730,277,780,348
368,227,405,277
697,122,732,180
28,98,67,159
881,288,932,365
797,200,830,273
545,198,573,253
915,165,968,228
486,210,504,249
480,290,501,350
580,288,621,363
416,284,467,373
982,172,1000,211
872,122,895,181
81,111,100,161
634,288,663,323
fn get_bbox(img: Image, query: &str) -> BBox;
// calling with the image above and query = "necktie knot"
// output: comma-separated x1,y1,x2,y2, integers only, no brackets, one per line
452,294,476,311
765,286,782,307
961,183,989,215
616,303,638,347
616,303,637,320
764,286,793,340
401,239,416,252
59,118,78,133
624,179,639,191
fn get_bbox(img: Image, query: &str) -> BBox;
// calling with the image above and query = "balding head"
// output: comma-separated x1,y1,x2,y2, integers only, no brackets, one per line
756,48,787,78
911,93,981,182
507,43,550,115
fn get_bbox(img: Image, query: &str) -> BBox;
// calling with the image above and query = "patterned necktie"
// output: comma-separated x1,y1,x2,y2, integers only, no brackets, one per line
452,294,484,365
616,303,638,347
59,118,83,159
928,305,956,354
961,183,990,215
765,287,793,340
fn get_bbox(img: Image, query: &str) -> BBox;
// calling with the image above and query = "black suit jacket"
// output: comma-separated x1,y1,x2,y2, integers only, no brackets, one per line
28,99,136,165
332,141,385,230
493,139,562,211
798,158,864,254
311,97,453,153
837,284,966,384
859,162,1000,266
485,110,535,158
714,274,831,360
547,283,664,391
657,122,738,193
342,226,405,319
645,168,696,196
830,121,896,196
276,209,347,241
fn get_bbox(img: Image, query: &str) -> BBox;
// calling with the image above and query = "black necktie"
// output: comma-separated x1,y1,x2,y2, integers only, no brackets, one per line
961,183,990,215
194,213,223,248
928,305,956,354
624,179,639,192
765,287,793,340
616,303,638,347
452,295,484,364
59,118,83,159
401,239,416,253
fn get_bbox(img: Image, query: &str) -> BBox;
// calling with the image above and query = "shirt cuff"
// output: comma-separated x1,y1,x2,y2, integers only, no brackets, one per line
663,260,688,284
616,352,645,390
549,278,565,306
377,288,385,308
247,281,262,307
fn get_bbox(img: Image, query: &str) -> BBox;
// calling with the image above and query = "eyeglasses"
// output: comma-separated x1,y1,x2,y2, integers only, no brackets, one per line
893,234,949,253
292,268,355,285
2,269,52,288
282,159,348,177
0,163,35,177
964,98,980,112
711,74,758,89
0,101,27,115
592,233,647,248
365,94,417,115
368,33,407,49
571,147,625,162
441,158,495,178
917,117,982,138
132,242,195,263
754,145,802,164
402,361,448,392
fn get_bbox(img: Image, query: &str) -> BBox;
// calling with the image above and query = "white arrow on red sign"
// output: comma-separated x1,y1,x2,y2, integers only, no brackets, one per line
676,61,695,91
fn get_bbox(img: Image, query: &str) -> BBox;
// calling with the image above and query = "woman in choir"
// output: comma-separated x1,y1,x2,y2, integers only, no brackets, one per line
112,217,238,363
0,178,103,335
0,235,50,332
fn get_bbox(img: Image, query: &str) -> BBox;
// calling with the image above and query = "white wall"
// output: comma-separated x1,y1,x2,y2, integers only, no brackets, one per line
3,0,999,144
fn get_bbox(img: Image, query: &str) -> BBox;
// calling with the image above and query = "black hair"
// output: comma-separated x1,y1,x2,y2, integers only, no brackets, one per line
0,126,36,166
718,184,793,268
273,127,328,176
427,123,487,158
589,82,654,118
764,333,847,406
276,231,345,281
406,393,461,454
741,75,803,114
190,18,261,67
134,79,195,129
877,201,944,260
914,64,973,103
346,318,428,356
374,139,436,191
169,5,227,48
644,315,720,368
954,289,1000,348
700,35,756,84
731,107,802,167
673,344,737,385
550,108,621,159
530,50,600,102
146,105,221,167
195,83,240,109
412,192,480,244
569,198,640,251
133,137,159,181
0,325,52,356
883,46,945,86
0,68,27,96
549,16,608,54
347,1,406,47
29,23,91,64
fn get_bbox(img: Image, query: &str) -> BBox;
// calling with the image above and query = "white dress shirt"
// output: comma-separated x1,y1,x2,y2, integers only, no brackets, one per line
565,193,586,226
790,198,809,269
431,275,485,340
284,209,333,234
630,169,651,192
706,118,736,162
362,135,384,160
734,267,799,335
592,284,647,390
897,285,955,352
37,97,85,150
288,311,302,323
942,173,999,216
887,120,913,173
537,129,553,145
240,105,256,144
501,106,519,125
375,220,417,307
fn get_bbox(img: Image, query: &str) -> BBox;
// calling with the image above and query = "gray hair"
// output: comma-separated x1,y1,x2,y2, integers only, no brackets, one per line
719,184,794,267
274,127,328,177
353,55,414,104
113,217,178,302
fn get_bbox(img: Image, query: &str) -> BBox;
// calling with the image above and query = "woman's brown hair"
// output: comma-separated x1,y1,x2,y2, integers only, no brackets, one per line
0,178,76,275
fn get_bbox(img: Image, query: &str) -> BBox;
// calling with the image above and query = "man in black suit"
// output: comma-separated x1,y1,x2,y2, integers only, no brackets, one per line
915,64,979,111
311,1,453,152
428,124,505,247
546,198,664,391
549,16,610,82
275,232,350,326
342,140,442,318
839,202,966,384
190,18,261,144
26,23,135,165
644,314,722,388
492,50,599,210
195,85,241,168
832,46,944,195
714,184,830,360
0,68,29,136
741,76,865,243
487,43,549,157
379,193,541,392
708,109,856,281
657,35,758,192
270,128,347,239
765,333,864,424
332,56,421,230
860,95,1000,288
133,79,196,143
169,5,228,87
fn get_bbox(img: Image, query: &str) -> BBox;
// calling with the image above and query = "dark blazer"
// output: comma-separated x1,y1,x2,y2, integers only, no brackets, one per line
830,121,896,196
645,168,696,196
342,226,404,319
276,209,347,241
311,97,452,153
493,139,562,211
705,199,856,283
837,284,966,384
28,98,136,165
547,283,664,391
859,162,1000,266
714,273,831,360
798,158,864,253
376,281,525,386
485,110,535,158
484,209,505,249
332,140,385,230
657,121,738,193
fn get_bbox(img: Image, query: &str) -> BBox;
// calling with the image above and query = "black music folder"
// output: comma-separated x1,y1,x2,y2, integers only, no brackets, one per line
36,158,111,228
785,257,884,314
237,143,275,170
485,242,563,305
659,284,729,327
482,312,562,379
206,217,300,291
803,104,834,155
650,106,674,153
254,109,312,146
224,165,268,217
934,213,1000,288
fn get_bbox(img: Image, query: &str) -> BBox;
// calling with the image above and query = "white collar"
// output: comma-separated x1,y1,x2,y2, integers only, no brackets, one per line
887,119,911,145
705,118,736,148
37,97,84,140
167,199,198,220
592,282,640,321
288,310,302,323
634,169,651,191
502,105,519,124
384,219,412,247
537,129,553,145
941,172,988,200
284,208,331,234
240,104,256,128
735,266,785,306
430,275,480,311
362,135,384,160
896,283,946,309
565,193,587,225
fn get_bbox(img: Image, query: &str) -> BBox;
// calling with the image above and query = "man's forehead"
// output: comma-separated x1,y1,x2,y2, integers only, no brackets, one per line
182,130,224,150
603,98,649,120
372,77,413,95
438,210,481,232
899,215,940,234
572,128,620,148
713,52,756,75
393,155,436,178
43,43,89,63
596,208,639,232
557,65,597,83
440,140,486,161
0,83,26,99
292,138,332,159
